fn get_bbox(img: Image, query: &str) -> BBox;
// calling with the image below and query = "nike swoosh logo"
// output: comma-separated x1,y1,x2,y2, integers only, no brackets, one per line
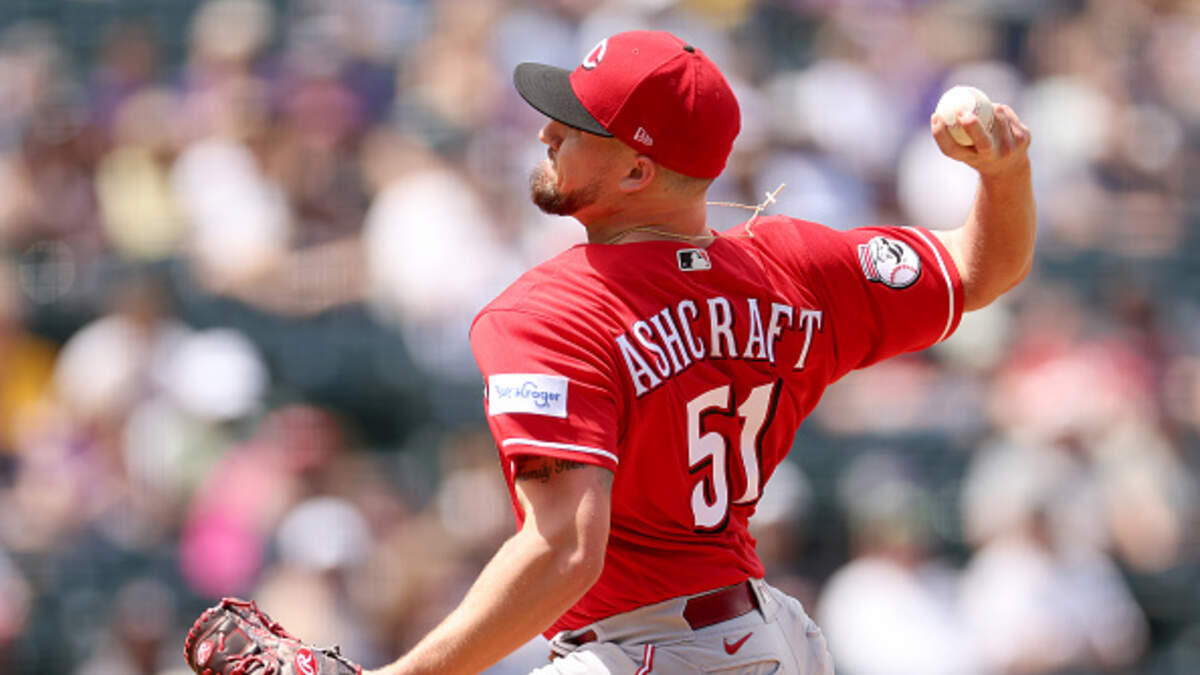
724,632,753,655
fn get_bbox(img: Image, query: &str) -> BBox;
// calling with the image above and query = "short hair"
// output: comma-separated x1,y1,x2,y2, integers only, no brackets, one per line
656,164,714,196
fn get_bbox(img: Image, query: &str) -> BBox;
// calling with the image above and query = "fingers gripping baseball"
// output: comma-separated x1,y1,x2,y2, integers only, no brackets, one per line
931,101,1031,177
184,598,362,675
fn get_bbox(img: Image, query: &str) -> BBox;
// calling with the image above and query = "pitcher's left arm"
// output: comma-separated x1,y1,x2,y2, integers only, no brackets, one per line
932,102,1036,311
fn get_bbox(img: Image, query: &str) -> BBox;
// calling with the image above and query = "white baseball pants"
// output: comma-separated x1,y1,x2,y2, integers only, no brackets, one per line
530,579,834,675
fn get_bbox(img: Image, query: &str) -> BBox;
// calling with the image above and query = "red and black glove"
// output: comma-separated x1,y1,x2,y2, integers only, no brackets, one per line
184,597,362,675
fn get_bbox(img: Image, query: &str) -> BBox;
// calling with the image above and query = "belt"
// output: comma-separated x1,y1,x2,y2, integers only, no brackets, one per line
564,580,759,646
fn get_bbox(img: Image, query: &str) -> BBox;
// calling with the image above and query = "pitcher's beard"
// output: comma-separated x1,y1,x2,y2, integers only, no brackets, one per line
530,163,600,216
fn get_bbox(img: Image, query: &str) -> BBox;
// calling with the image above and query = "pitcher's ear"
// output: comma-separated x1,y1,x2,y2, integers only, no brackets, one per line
618,155,656,193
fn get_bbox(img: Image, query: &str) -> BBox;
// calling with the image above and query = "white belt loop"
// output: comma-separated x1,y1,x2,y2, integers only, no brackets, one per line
548,633,574,660
748,578,778,621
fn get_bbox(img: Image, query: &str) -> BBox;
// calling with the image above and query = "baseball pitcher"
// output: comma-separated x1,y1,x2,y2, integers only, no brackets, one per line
185,29,1033,675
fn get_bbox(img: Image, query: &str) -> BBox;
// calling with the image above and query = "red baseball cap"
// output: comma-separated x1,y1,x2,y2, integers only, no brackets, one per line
514,30,740,179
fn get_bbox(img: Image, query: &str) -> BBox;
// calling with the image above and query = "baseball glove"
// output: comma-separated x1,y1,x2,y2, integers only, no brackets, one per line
184,597,362,675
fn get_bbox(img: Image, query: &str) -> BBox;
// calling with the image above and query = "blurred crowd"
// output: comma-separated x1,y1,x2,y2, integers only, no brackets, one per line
0,0,1197,673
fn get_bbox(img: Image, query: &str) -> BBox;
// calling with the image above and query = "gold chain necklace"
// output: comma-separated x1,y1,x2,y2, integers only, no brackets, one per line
601,183,787,245
604,226,717,245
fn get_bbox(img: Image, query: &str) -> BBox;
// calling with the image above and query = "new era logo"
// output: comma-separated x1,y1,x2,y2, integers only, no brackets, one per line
633,126,654,146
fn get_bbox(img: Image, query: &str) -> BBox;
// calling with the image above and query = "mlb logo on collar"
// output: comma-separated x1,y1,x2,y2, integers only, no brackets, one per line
678,248,711,271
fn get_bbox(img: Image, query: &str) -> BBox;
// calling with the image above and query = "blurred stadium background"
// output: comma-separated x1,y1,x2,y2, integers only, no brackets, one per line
0,0,1197,673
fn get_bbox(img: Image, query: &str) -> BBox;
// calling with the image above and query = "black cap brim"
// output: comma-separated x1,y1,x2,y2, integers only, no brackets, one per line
513,62,612,137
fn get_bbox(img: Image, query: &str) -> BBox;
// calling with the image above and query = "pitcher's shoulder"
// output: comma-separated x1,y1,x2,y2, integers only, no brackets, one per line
717,215,847,269
722,215,837,242
472,245,617,329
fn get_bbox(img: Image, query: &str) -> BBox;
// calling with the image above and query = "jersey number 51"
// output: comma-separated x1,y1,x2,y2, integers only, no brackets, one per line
686,380,781,531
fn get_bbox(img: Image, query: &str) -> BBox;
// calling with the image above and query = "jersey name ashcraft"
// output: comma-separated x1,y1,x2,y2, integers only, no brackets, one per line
615,296,824,396
471,217,964,637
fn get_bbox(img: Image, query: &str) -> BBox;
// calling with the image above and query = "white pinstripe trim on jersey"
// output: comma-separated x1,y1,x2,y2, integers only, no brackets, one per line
905,227,956,343
635,644,655,675
500,438,619,465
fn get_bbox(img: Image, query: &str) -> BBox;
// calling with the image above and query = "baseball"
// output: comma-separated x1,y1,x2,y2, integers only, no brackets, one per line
890,264,919,287
935,85,994,146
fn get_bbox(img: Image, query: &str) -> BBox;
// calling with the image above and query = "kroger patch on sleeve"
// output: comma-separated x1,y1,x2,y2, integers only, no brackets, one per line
488,373,569,418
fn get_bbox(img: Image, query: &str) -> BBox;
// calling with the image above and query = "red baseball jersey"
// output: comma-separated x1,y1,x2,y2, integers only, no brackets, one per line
469,216,963,637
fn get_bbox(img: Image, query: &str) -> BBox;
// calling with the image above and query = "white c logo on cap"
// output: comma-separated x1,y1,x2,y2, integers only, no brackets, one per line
581,38,607,70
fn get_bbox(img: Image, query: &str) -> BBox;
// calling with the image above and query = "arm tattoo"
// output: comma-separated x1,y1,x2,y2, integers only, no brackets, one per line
514,458,588,483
